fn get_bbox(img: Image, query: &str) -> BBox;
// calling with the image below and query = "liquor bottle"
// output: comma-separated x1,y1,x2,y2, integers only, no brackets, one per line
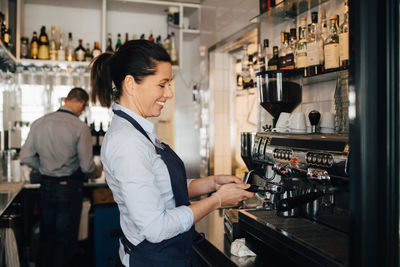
170,32,178,65
92,41,102,58
3,26,10,48
279,31,287,59
132,34,138,40
0,12,5,41
320,9,329,43
75,39,86,62
115,33,122,51
324,16,340,70
140,33,145,39
85,43,92,62
57,28,65,61
307,12,324,76
49,26,57,61
106,33,113,52
241,47,253,89
268,46,280,70
20,37,29,59
38,26,49,60
66,32,75,62
339,0,349,69
295,17,308,71
263,39,273,64
149,33,154,42
124,32,129,45
236,59,243,89
281,32,294,70
156,35,162,46
257,43,266,73
30,31,39,59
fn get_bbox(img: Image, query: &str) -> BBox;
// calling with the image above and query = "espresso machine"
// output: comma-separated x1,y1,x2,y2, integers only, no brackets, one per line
238,70,349,267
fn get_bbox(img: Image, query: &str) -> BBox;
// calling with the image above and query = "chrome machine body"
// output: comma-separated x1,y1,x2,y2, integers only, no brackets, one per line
239,131,350,266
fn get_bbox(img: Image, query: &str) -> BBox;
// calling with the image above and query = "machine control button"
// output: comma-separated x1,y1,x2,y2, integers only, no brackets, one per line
322,155,328,164
328,155,334,165
317,155,322,164
312,154,317,163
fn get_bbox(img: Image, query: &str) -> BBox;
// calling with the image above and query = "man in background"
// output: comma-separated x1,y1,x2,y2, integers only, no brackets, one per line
20,87,102,267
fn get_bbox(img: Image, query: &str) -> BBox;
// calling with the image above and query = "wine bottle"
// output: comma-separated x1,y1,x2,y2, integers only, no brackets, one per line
115,33,122,51
30,31,39,59
268,46,280,70
85,42,92,62
38,26,49,60
92,41,102,58
106,33,113,52
75,39,86,62
66,32,75,61
49,26,57,60
57,28,65,61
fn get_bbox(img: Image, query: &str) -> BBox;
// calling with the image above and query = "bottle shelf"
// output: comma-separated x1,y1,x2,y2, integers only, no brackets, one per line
255,68,349,85
250,0,330,23
18,58,90,68
302,68,349,85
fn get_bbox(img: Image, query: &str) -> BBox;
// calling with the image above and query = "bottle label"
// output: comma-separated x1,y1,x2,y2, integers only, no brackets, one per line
92,50,101,58
38,46,49,59
31,44,38,58
49,50,57,61
296,49,308,68
4,34,9,43
57,50,65,61
99,136,104,146
268,65,278,71
339,32,349,62
76,50,85,61
324,43,339,69
307,42,320,66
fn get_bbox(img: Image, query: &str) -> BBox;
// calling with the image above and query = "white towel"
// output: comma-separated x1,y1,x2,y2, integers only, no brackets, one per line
230,238,256,257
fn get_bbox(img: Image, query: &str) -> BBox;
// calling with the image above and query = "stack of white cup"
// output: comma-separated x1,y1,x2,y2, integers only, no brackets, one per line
320,112,335,133
272,112,307,134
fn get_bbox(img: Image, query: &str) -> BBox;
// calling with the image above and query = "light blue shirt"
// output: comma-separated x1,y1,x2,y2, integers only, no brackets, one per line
101,103,194,265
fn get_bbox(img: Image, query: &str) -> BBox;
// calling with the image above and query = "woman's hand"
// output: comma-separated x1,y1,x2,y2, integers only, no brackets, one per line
215,183,254,208
212,175,244,191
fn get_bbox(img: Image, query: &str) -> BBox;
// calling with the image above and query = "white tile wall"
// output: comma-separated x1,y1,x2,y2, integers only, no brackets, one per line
202,0,345,175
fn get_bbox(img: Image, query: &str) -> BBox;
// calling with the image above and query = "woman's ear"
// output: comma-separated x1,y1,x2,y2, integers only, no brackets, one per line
122,75,136,96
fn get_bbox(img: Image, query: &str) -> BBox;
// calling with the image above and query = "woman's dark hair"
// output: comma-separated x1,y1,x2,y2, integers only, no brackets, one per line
90,39,171,107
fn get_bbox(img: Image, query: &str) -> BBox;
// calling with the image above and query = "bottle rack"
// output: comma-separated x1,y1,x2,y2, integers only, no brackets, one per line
250,0,330,23
0,0,200,72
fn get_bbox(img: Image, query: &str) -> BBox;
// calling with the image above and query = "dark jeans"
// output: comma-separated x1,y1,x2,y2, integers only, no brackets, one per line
39,178,83,267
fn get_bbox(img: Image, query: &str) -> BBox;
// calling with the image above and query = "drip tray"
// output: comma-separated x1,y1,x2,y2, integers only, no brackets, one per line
239,209,348,266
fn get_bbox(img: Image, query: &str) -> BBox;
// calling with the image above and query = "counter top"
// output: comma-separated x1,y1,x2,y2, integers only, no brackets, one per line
0,178,108,216
194,208,264,267
23,177,108,189
0,182,25,216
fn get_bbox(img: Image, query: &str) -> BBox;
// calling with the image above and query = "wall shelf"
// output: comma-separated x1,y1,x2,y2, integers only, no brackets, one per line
250,0,330,24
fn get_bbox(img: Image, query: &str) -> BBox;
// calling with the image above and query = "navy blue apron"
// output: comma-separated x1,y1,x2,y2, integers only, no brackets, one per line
113,109,200,267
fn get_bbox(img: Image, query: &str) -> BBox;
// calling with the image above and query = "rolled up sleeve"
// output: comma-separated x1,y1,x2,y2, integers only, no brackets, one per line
109,131,193,243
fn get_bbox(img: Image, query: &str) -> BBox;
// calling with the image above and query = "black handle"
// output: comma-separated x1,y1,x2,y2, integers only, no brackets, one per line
276,192,323,211
308,110,321,126
246,184,266,193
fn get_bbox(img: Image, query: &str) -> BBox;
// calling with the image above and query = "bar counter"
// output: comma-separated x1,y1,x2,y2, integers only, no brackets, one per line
0,177,108,216
194,208,266,267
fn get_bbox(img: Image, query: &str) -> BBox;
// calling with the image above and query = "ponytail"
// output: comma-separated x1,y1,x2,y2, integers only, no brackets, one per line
90,52,114,107
90,40,171,108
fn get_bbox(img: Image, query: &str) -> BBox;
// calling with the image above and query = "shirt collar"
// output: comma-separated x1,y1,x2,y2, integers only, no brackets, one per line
112,103,156,137
59,107,75,114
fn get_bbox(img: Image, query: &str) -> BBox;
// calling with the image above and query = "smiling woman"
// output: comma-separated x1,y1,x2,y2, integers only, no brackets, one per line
90,39,253,267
